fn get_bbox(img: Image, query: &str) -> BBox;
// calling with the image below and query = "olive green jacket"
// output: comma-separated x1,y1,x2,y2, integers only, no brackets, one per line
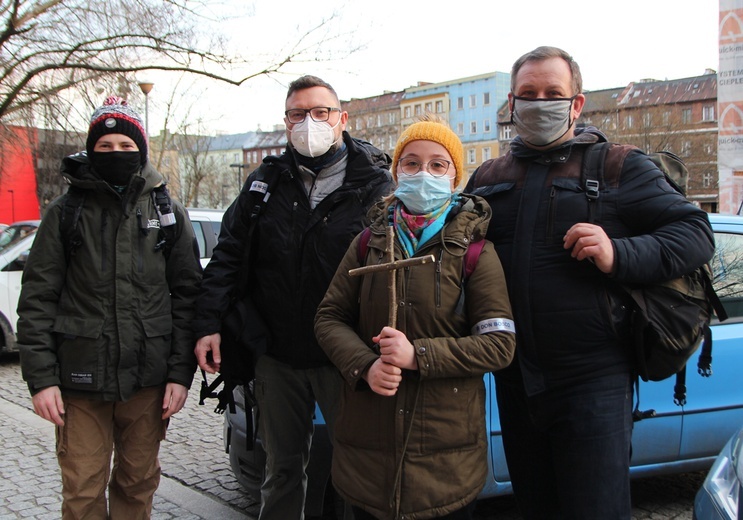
315,194,516,520
18,154,201,401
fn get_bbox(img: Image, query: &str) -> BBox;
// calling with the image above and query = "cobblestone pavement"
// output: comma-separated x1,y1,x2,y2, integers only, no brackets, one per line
0,353,255,520
0,352,706,519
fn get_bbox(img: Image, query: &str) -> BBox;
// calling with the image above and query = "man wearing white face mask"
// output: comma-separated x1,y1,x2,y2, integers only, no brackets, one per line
194,75,394,520
466,47,713,520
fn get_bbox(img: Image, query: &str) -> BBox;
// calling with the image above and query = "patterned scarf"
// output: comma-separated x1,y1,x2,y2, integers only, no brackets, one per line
393,194,458,258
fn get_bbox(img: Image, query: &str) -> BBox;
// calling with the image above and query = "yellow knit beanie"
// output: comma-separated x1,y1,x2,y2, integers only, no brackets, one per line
392,119,464,188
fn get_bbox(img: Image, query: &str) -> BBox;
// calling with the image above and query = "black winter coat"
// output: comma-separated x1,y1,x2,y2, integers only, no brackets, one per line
193,133,394,368
466,127,714,396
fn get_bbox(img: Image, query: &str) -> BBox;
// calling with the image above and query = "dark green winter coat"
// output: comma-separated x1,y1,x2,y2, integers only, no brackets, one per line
18,153,201,401
314,194,516,520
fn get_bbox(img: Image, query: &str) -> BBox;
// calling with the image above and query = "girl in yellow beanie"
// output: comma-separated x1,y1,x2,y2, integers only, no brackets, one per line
315,114,516,519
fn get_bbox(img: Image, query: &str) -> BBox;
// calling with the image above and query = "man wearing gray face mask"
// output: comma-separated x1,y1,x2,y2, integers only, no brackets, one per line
465,46,714,520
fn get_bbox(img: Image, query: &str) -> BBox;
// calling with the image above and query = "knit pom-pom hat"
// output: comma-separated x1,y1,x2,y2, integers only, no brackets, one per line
86,96,148,165
391,118,464,188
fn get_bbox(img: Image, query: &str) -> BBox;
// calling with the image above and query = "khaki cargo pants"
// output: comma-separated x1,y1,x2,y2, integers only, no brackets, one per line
56,386,167,520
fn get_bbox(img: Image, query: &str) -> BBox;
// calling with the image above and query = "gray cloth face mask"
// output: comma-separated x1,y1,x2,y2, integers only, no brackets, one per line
511,96,576,147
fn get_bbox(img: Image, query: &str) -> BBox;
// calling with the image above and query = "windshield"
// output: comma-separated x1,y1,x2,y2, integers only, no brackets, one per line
0,224,38,252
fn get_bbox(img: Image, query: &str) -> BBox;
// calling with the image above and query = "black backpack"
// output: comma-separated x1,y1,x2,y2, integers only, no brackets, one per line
581,143,728,412
198,165,280,425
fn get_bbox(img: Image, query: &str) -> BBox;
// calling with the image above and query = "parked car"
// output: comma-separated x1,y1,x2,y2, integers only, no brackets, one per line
222,213,743,516
187,208,224,268
0,233,36,354
0,208,225,355
693,424,743,520
0,220,40,254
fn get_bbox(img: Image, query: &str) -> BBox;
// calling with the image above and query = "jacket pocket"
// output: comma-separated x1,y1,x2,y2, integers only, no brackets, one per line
139,313,173,386
418,379,483,453
53,315,105,391
548,177,584,243
334,385,389,450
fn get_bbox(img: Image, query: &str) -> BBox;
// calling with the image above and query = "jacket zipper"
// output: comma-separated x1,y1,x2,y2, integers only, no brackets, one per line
547,185,556,242
435,249,444,308
100,208,108,271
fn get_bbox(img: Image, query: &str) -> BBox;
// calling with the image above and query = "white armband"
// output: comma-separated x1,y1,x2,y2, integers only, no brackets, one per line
471,318,516,335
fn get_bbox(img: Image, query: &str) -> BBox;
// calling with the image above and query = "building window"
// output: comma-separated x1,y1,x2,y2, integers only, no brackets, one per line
643,113,652,127
702,105,716,121
436,100,443,113
404,106,411,118
388,112,396,124
483,92,491,106
415,104,422,115
470,121,477,134
469,94,477,108
376,114,382,126
625,115,634,129
682,108,692,124
425,102,433,113
703,171,712,188
482,147,491,161
457,97,464,110
468,148,476,164
663,111,671,126
457,122,464,135
681,141,692,157
501,125,512,140
484,119,491,133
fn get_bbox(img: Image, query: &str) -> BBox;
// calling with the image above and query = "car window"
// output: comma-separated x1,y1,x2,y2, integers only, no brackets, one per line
191,221,207,259
711,231,743,319
0,225,37,252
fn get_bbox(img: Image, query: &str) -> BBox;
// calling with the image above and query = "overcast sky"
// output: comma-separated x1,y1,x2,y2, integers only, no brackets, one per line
144,0,720,135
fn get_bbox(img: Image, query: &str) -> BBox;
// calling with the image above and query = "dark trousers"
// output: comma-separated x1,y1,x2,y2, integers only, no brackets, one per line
496,372,634,520
351,501,475,520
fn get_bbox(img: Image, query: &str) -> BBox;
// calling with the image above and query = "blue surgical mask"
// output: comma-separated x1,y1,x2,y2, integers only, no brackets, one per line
394,172,452,214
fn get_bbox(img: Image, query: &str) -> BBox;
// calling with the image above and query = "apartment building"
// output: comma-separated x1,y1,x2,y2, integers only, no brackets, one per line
342,91,404,157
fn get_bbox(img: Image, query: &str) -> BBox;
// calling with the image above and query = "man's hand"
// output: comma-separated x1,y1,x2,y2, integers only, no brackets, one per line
162,382,188,419
32,386,65,426
373,326,418,370
195,333,221,374
563,222,615,274
364,358,403,396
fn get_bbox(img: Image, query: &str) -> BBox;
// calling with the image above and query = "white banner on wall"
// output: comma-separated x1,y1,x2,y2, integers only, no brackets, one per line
719,0,743,214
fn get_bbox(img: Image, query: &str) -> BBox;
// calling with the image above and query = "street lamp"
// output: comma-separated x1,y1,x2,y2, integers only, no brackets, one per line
230,163,247,193
138,81,154,137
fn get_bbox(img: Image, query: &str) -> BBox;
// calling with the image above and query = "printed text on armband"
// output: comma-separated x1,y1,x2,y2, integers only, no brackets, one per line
471,318,516,335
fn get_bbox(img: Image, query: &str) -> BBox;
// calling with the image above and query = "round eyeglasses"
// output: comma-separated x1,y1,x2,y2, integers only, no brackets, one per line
397,157,452,177
284,107,341,124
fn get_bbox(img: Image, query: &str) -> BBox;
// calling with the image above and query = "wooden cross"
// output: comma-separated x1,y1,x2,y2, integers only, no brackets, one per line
349,225,435,329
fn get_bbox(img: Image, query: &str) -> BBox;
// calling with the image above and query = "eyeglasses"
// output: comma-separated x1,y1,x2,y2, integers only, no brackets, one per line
284,107,341,124
397,157,452,177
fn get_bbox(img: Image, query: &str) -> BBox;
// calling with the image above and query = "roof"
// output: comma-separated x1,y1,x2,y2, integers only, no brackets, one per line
615,74,717,107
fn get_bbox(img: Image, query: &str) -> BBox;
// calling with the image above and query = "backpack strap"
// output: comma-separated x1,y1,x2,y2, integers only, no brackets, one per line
234,166,282,300
357,227,373,264
581,142,610,223
59,186,86,262
463,239,486,280
151,184,176,256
